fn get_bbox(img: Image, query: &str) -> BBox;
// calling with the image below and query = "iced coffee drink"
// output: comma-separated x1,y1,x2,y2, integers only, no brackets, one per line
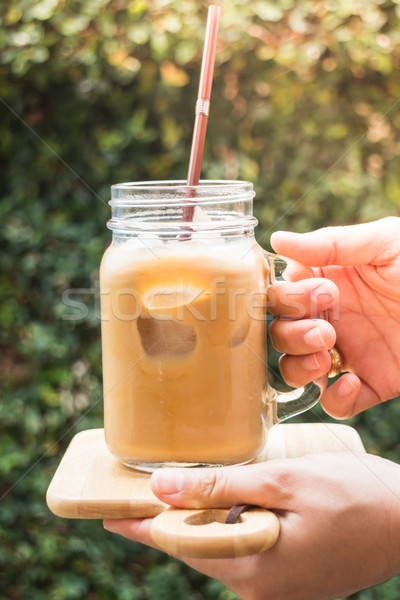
101,235,267,469
100,180,323,471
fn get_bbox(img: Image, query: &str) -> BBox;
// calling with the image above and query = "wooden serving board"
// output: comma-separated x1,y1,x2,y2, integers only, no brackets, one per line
47,423,365,520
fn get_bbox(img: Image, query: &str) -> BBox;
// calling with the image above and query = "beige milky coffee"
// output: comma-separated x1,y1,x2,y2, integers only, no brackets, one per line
100,238,268,466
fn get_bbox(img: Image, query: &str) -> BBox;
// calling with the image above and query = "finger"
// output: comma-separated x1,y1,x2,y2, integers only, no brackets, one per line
267,278,339,318
150,461,297,510
103,518,160,550
269,318,336,355
105,518,258,588
321,374,382,419
181,554,259,588
273,256,315,282
278,351,332,388
271,217,400,267
103,518,257,584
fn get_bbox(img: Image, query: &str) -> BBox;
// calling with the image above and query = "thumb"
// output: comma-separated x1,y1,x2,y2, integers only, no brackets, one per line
270,217,400,267
150,461,295,510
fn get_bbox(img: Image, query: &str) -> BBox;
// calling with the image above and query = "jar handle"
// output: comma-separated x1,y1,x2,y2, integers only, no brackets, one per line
264,252,326,424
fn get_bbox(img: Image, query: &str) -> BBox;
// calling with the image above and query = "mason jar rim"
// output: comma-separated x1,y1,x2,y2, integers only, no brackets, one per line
111,179,253,193
108,180,257,233
110,180,255,212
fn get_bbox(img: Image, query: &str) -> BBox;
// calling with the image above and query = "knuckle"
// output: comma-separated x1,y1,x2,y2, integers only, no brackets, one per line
382,216,399,228
271,468,295,491
272,469,298,499
323,226,341,264
256,466,295,505
197,469,224,505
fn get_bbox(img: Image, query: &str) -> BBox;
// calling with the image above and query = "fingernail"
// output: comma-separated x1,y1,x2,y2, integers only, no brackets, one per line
103,520,117,532
304,327,325,349
152,469,185,495
302,353,321,371
337,377,356,397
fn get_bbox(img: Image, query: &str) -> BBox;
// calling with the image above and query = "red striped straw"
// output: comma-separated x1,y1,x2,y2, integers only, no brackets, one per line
183,5,221,222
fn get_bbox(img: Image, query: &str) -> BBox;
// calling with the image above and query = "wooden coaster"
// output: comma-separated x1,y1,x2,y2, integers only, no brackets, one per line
47,423,365,520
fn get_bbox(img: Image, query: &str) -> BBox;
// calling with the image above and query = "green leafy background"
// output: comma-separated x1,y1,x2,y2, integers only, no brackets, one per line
1,0,400,598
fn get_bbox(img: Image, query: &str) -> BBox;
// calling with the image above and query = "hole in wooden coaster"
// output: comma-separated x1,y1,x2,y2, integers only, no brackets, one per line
185,509,242,526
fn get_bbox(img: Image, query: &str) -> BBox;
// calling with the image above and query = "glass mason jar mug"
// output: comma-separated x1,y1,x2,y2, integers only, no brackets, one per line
100,181,323,472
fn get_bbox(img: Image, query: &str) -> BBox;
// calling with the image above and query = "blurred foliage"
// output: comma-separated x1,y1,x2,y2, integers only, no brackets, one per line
1,0,400,598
